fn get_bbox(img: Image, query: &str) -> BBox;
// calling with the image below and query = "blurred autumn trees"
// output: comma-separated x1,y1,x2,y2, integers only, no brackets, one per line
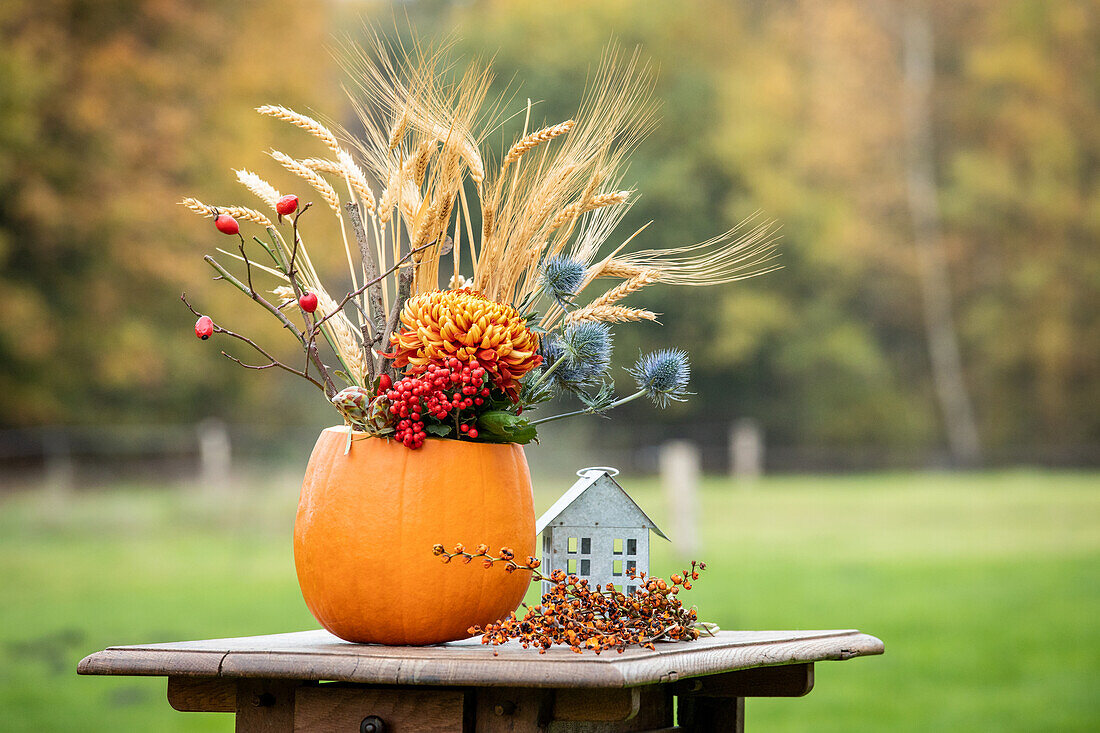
1,0,1096,462
0,0,342,426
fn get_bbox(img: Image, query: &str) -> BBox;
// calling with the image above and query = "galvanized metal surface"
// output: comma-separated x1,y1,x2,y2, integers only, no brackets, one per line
537,468,666,596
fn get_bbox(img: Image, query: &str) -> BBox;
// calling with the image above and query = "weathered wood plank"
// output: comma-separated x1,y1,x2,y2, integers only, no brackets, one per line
553,688,639,721
475,688,553,733
78,630,883,690
548,686,672,732
293,685,465,732
167,676,235,712
672,663,813,698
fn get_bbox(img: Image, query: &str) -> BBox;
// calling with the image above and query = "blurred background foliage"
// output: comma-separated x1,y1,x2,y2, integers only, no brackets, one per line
2,4,1097,731
0,0,1096,466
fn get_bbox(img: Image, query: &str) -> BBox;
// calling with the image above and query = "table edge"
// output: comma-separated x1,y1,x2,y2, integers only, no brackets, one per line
78,630,884,688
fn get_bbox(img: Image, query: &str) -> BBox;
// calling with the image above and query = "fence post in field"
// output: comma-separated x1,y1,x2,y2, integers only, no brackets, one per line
197,418,231,491
660,440,701,558
730,419,764,483
43,429,75,499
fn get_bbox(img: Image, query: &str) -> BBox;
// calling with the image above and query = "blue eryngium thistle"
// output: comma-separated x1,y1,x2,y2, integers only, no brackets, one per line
561,321,612,378
537,323,613,392
539,255,586,307
628,349,692,408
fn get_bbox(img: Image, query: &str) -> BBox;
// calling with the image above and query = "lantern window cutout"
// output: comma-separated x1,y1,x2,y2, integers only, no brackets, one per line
535,467,669,597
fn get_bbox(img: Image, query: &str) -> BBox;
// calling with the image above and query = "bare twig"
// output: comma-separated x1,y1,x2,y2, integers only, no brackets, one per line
181,293,327,393
381,267,414,381
302,239,438,383
202,257,337,396
345,202,385,377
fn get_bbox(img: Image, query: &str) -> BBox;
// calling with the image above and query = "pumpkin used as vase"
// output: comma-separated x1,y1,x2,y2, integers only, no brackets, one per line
293,427,536,645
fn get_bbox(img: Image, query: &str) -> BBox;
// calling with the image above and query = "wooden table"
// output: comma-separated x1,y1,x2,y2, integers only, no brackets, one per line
78,628,883,731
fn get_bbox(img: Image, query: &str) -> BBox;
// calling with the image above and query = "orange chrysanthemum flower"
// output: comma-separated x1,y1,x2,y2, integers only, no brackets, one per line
387,289,542,398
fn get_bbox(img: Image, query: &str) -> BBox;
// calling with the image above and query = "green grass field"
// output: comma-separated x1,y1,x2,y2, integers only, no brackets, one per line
2,470,1098,731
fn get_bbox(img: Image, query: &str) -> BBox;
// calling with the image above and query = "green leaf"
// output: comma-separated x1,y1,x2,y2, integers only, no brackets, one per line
426,423,452,437
477,410,538,444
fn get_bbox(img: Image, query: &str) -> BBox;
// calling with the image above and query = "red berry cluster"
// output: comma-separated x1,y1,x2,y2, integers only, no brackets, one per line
434,544,710,654
381,358,494,448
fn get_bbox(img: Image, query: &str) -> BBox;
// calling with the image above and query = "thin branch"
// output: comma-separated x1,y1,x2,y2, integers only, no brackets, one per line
201,258,337,396
346,202,385,374
381,267,414,380
181,293,327,393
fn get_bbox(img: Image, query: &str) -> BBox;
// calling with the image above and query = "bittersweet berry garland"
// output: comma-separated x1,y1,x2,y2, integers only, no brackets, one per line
433,543,714,654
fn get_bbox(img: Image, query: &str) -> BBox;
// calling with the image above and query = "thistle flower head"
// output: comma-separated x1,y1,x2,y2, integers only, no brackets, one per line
628,349,692,408
540,328,612,392
559,322,612,388
539,255,586,307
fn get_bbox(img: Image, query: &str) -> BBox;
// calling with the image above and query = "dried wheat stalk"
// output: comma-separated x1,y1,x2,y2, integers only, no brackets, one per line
301,158,342,174
256,105,340,155
389,109,409,150
269,151,341,215
502,120,575,170
316,288,367,383
589,269,661,308
548,190,630,232
376,165,404,224
234,169,281,212
617,216,782,285
409,201,440,249
418,117,485,183
565,305,659,324
180,198,273,228
411,139,438,188
336,150,377,211
592,259,647,279
271,285,296,307
399,181,423,224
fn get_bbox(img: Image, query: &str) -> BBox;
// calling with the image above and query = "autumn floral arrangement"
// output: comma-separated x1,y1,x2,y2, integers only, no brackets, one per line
182,42,777,450
182,39,776,650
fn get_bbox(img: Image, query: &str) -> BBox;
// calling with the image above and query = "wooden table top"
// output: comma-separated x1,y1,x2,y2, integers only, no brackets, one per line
79,629,883,689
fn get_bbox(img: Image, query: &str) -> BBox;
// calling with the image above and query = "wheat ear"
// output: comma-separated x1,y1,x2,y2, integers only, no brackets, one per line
565,305,659,324
593,259,648,279
336,149,377,211
269,151,341,214
256,105,340,155
389,110,409,150
548,191,630,232
300,155,376,212
300,158,342,174
589,269,662,308
411,139,438,188
501,120,575,170
180,198,273,228
233,170,281,212
416,117,485,183
376,165,403,224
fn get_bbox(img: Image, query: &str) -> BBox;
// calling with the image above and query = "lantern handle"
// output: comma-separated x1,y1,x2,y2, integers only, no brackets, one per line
577,466,620,477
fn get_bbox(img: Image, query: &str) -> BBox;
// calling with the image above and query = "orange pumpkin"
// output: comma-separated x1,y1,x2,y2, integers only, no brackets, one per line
293,428,535,644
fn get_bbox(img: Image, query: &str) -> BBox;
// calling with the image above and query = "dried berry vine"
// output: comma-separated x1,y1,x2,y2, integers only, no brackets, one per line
433,544,712,654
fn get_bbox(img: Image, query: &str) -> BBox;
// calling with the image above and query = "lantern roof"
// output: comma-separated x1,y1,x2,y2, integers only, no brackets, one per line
535,467,669,540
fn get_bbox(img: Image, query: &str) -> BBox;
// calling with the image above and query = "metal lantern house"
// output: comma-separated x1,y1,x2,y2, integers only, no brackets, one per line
536,467,669,596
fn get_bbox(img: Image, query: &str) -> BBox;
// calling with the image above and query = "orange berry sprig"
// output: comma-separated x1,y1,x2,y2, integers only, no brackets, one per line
432,544,707,654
